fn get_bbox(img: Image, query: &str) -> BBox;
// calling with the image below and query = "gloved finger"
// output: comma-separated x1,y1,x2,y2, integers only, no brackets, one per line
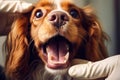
18,1,34,13
0,0,33,13
68,55,119,79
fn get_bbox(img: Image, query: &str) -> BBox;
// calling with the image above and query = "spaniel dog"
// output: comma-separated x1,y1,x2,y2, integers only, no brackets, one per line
4,0,108,80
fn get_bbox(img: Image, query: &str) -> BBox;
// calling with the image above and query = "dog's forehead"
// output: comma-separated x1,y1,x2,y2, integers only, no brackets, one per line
54,0,68,9
37,0,73,10
37,0,85,7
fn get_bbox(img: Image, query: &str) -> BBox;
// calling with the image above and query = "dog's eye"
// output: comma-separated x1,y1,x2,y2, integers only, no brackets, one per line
35,10,43,18
70,9,79,18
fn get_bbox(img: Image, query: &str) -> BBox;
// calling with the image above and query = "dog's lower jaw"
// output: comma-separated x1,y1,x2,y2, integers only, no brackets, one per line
45,65,69,75
43,66,75,80
29,64,74,80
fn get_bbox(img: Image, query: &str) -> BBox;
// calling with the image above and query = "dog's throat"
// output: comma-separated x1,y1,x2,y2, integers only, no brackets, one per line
46,40,69,61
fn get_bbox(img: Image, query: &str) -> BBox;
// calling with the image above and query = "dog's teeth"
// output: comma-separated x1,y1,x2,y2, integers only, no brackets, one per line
64,52,69,62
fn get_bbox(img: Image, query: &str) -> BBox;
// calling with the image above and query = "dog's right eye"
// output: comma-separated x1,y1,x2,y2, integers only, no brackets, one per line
35,10,43,18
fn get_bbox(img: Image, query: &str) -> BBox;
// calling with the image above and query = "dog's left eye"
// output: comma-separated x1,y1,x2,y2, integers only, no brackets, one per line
69,9,79,19
35,10,43,18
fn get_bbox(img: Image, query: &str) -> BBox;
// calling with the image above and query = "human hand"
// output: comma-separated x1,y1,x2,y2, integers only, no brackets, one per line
0,0,34,35
0,0,33,13
69,55,120,80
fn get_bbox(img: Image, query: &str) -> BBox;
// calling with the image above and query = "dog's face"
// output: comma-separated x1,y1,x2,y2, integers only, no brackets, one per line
28,0,101,72
30,0,87,70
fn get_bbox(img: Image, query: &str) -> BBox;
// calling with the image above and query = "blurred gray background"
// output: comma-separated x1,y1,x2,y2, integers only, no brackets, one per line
0,0,120,66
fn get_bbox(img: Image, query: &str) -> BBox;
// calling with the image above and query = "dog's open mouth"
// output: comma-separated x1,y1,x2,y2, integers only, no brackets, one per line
42,35,72,69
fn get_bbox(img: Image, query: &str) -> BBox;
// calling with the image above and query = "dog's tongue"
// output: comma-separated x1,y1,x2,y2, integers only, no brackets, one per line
46,38,69,65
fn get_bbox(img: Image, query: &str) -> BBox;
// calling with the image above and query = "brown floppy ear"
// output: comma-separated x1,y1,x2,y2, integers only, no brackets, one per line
82,6,108,61
5,14,30,79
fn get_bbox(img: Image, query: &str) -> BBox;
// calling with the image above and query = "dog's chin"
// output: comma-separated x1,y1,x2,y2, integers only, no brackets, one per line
45,56,70,75
45,65,69,75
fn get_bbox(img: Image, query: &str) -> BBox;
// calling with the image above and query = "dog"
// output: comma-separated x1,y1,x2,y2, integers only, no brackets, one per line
4,0,108,80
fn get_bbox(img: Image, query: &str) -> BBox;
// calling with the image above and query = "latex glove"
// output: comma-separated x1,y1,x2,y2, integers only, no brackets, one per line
0,0,33,13
68,55,120,80
0,0,33,35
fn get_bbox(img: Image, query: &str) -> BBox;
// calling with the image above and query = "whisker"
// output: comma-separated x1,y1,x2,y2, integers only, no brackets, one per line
28,39,34,47
78,34,88,43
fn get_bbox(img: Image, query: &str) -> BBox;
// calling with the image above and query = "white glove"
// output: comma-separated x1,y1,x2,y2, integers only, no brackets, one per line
0,0,33,13
68,55,120,80
0,0,33,35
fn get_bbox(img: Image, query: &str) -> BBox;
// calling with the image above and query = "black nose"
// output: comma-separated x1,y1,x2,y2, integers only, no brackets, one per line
48,11,69,28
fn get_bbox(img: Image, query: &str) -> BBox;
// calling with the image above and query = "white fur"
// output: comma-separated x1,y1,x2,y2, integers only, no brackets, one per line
48,0,69,19
27,64,74,80
45,65,68,75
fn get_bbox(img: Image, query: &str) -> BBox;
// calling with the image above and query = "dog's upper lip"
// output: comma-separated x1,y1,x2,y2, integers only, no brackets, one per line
42,35,72,69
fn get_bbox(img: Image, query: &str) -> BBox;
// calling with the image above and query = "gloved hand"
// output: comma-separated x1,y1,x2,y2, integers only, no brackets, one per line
0,0,33,35
68,55,120,80
0,0,33,13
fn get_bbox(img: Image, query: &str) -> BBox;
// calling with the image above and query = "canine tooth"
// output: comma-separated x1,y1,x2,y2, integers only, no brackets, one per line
64,52,69,63
48,53,53,61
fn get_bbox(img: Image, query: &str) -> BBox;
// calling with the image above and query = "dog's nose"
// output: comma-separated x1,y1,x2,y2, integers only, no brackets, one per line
48,11,69,28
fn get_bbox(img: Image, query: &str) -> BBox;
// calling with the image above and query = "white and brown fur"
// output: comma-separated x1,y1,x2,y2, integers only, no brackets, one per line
4,0,108,80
